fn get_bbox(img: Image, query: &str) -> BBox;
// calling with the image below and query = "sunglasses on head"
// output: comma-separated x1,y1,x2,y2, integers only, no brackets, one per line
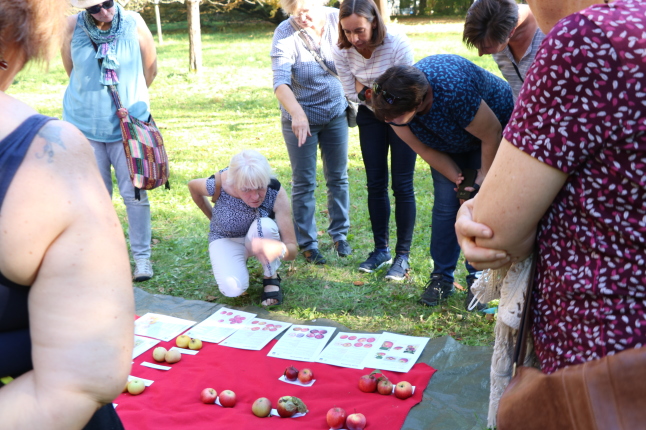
372,82,401,105
86,0,114,14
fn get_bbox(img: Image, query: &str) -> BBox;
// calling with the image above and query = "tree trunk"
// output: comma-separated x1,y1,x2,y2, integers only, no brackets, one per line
376,0,390,23
154,0,163,45
187,0,202,73
418,0,427,15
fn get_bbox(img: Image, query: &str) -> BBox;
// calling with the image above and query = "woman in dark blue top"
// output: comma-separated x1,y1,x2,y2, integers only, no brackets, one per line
0,0,134,427
372,54,514,309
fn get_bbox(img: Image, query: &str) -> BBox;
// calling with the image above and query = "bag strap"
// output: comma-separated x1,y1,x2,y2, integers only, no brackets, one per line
211,171,222,204
289,18,339,80
511,237,540,376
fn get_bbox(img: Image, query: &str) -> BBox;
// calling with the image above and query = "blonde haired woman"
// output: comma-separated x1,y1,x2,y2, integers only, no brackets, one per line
188,150,298,306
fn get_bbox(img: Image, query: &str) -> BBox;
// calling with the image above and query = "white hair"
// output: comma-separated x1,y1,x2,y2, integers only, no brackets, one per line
226,149,273,191
280,0,327,15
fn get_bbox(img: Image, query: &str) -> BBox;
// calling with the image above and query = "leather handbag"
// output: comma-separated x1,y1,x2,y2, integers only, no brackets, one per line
497,248,646,430
289,18,358,127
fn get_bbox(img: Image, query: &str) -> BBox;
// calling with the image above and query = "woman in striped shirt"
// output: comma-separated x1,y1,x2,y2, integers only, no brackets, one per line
333,0,417,281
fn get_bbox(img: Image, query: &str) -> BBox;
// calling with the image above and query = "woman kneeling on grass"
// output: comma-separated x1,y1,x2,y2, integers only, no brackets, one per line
188,150,297,306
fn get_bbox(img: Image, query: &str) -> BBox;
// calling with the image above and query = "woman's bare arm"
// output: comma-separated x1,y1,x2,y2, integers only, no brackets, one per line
188,178,213,220
60,15,78,77
0,120,133,429
472,139,567,260
136,14,157,87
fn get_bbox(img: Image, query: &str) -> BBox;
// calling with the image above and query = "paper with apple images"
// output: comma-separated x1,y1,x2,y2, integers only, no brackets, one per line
219,318,292,350
183,307,257,344
132,335,160,359
360,332,430,373
134,313,197,342
315,332,382,369
267,324,336,362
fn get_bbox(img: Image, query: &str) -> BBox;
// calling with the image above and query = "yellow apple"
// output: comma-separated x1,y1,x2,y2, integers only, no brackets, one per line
176,335,191,348
188,338,203,350
165,349,182,364
152,346,167,362
127,379,146,395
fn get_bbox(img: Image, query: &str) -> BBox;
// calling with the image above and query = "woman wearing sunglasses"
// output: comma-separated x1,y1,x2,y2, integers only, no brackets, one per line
372,55,513,308
333,0,417,281
61,0,157,282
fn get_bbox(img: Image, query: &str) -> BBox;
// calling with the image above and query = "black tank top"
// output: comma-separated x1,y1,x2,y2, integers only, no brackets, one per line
0,115,54,377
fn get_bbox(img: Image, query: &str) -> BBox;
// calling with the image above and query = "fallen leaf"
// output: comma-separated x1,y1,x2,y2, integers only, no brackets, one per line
158,287,165,293
449,331,457,337
320,209,329,215
485,313,495,321
205,295,217,302
353,280,364,286
152,238,160,245
453,282,465,291
317,231,324,236
323,285,331,289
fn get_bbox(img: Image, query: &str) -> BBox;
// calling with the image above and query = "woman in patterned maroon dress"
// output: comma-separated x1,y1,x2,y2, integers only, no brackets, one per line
455,0,646,374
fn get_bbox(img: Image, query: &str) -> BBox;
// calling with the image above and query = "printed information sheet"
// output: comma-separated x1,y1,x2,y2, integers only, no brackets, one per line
316,332,382,369
220,318,292,350
267,324,336,362
132,335,160,359
184,307,257,344
134,313,196,342
360,332,429,373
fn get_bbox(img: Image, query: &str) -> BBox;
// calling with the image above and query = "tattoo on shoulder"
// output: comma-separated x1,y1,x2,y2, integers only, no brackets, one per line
35,125,67,163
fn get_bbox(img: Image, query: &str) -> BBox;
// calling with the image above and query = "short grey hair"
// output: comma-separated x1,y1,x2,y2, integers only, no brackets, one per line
226,149,273,191
280,0,326,16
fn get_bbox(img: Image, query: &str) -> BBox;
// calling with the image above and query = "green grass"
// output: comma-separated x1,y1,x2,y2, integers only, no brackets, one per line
10,18,498,346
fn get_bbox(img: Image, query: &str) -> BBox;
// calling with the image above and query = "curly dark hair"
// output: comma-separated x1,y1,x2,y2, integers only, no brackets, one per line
372,65,428,122
463,0,519,51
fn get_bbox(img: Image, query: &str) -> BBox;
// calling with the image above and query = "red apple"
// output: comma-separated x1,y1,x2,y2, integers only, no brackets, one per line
284,365,299,381
200,388,217,404
358,373,378,393
276,396,297,418
298,368,313,384
219,390,236,407
377,378,393,395
346,412,367,430
251,397,272,417
326,407,347,429
394,381,413,400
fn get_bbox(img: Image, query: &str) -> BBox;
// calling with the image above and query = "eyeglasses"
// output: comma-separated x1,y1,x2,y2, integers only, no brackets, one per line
86,0,114,14
372,82,401,105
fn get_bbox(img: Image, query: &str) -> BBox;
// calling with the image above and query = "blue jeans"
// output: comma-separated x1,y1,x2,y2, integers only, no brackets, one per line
89,139,151,260
282,114,350,251
357,106,417,254
430,149,479,282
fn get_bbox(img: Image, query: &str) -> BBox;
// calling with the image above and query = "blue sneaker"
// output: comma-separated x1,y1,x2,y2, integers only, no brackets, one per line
358,250,392,273
385,254,410,281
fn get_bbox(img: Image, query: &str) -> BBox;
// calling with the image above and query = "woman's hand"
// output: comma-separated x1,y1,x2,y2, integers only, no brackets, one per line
250,238,286,265
455,199,510,270
291,113,311,147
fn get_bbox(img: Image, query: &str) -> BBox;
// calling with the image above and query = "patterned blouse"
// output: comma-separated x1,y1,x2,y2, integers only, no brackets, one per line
206,169,280,243
503,0,646,374
410,55,514,154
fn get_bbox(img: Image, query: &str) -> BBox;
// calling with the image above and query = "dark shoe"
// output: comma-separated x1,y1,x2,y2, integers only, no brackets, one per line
419,274,454,307
261,274,282,306
334,240,353,257
303,248,326,265
358,250,392,273
385,254,410,281
465,276,487,311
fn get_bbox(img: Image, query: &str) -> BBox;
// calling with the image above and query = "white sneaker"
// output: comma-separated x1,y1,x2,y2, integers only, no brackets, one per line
133,259,153,282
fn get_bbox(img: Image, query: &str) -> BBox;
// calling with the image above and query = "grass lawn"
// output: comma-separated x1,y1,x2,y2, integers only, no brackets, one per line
10,16,499,346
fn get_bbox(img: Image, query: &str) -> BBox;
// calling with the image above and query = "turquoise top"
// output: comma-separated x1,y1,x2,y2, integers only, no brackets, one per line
63,11,150,142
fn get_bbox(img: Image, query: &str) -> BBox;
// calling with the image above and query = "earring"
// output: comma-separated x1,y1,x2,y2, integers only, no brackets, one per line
0,59,8,71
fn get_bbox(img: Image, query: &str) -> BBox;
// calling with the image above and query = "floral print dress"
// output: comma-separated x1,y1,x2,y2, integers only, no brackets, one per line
503,0,646,374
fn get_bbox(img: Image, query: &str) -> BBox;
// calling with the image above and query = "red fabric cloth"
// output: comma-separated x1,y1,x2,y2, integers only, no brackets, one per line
116,338,436,430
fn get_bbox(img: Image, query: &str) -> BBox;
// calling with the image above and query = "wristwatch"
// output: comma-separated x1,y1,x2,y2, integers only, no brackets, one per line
357,86,369,102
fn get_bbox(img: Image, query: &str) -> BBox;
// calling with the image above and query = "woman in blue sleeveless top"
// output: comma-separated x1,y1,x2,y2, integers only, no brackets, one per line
0,0,134,427
61,0,158,282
